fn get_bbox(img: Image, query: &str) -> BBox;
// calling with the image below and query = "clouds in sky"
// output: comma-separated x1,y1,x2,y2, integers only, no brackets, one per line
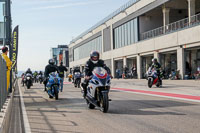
21,0,103,10
32,1,102,10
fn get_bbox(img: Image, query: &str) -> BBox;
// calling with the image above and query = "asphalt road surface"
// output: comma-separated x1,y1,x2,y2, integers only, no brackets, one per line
19,80,200,133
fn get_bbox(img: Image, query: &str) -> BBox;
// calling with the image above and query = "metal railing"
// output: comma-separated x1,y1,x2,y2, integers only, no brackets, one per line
0,54,8,110
140,13,200,41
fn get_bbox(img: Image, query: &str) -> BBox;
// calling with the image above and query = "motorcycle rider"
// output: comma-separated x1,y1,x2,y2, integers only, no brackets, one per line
151,58,162,85
25,68,33,85
33,71,38,83
25,68,33,75
44,59,59,91
38,71,43,82
72,66,81,82
58,62,68,92
82,51,111,97
39,71,43,76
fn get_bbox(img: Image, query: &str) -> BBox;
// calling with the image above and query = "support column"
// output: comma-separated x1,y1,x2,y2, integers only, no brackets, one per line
80,65,83,73
137,55,142,79
188,0,196,23
111,58,115,78
162,7,170,27
101,30,104,54
154,51,160,63
177,48,185,79
123,57,127,67
110,24,114,50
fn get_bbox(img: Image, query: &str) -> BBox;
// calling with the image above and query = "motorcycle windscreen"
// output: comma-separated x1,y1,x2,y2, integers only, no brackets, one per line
93,67,108,85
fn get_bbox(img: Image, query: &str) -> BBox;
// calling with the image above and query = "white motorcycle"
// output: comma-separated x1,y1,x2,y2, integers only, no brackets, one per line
82,67,111,113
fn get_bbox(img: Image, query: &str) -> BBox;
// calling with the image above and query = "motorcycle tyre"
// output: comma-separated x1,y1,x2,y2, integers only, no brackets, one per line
54,86,59,100
148,78,153,88
100,93,109,113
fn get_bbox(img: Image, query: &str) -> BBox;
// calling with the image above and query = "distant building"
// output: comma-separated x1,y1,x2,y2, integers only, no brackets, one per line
50,45,69,67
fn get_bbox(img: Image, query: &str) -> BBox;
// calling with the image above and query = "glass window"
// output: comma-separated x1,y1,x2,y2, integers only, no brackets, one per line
73,36,102,61
119,26,122,48
134,18,138,42
124,23,128,46
121,25,125,47
127,21,131,45
115,28,118,49
113,17,138,49
131,19,135,44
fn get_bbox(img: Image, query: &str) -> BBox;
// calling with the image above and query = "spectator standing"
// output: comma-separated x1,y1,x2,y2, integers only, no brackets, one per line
1,47,12,91
58,62,68,92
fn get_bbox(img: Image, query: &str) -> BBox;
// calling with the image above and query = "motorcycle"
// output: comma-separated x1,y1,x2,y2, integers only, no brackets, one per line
82,67,111,113
25,73,33,89
34,75,39,83
68,74,72,82
38,75,44,84
74,72,81,88
46,72,60,100
147,68,162,88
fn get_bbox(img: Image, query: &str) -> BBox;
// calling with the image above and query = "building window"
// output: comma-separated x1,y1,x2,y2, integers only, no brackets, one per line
114,18,138,49
73,36,102,61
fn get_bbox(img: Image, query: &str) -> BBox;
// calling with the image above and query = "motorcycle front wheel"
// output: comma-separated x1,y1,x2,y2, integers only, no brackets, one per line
53,86,59,100
77,79,81,88
100,93,109,113
148,78,153,88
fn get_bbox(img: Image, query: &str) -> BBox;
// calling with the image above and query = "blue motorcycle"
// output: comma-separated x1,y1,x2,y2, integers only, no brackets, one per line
46,72,60,100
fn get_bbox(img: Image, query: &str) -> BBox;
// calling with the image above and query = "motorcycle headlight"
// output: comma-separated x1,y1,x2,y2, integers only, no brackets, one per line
27,77,30,80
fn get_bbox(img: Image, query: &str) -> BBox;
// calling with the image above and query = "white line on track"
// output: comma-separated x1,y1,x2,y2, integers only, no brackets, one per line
19,84,32,133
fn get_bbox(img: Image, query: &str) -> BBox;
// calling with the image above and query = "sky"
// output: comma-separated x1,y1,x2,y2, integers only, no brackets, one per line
11,0,130,71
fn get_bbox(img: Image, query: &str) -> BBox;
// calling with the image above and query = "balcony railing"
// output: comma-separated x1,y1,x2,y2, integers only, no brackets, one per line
140,13,200,41
0,54,8,110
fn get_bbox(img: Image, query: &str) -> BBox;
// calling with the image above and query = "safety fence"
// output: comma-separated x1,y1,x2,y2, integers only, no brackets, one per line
0,54,8,110
140,13,200,41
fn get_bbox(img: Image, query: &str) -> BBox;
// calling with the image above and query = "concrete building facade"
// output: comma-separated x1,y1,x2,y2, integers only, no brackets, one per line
69,0,200,79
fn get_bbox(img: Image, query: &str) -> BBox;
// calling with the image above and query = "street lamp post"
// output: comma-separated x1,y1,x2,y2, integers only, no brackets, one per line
1,0,12,92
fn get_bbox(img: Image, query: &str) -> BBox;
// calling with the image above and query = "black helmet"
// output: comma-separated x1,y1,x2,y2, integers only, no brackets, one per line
27,68,31,71
49,59,55,65
152,58,158,63
90,51,99,64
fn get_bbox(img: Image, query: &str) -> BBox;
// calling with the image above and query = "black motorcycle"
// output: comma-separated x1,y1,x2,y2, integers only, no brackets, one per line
74,72,81,88
25,73,33,89
38,75,44,84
